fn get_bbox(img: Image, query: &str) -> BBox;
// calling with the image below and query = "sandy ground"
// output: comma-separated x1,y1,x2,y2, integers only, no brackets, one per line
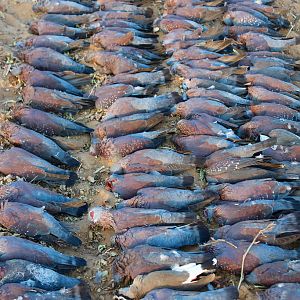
0,0,299,299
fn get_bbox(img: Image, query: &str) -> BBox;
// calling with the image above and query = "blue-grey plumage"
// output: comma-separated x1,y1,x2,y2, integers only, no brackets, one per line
0,147,77,186
106,173,194,199
88,206,198,233
0,181,87,216
12,107,92,137
172,97,245,120
95,26,157,39
17,47,94,74
114,223,210,249
212,239,300,273
94,112,164,139
0,282,91,299
154,15,206,34
206,198,300,225
214,212,300,245
167,48,223,65
22,85,94,114
182,78,247,96
204,138,278,170
100,2,153,17
91,29,157,49
0,121,80,167
112,244,214,283
223,10,274,27
173,135,237,159
239,32,298,52
41,13,94,26
32,0,97,14
238,116,300,139
12,64,85,96
0,202,82,246
257,283,300,300
187,88,251,106
29,20,93,39
116,186,216,211
176,116,240,139
90,131,166,159
246,260,300,286
94,83,156,110
22,34,90,53
248,66,300,84
268,129,300,146
142,286,239,300
0,259,81,290
228,0,276,5
85,50,153,75
88,19,152,33
240,55,295,70
248,86,300,110
227,5,289,28
0,236,86,269
113,46,163,62
6,181,74,204
216,179,297,202
103,92,181,120
110,149,196,175
107,70,170,87
170,63,245,86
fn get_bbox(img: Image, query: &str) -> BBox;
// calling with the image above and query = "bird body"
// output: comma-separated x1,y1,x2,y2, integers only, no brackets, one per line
106,172,194,199
0,202,81,246
0,236,86,269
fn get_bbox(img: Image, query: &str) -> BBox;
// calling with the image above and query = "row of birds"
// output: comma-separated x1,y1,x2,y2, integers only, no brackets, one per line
83,0,299,299
0,0,112,299
0,0,299,298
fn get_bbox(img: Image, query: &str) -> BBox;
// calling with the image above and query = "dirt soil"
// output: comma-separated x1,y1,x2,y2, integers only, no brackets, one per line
0,0,299,300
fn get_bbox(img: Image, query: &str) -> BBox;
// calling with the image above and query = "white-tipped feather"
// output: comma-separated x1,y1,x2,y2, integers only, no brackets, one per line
260,134,270,141
172,263,209,284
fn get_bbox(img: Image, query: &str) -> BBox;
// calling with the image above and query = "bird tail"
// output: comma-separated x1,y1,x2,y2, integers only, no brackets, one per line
196,38,237,52
188,193,219,211
162,68,171,82
61,202,88,217
65,234,82,247
59,72,92,87
61,154,81,168
182,176,194,187
231,137,278,158
151,134,167,148
69,39,90,51
220,286,239,299
65,171,78,187
57,254,87,270
267,14,290,28
80,65,94,75
222,106,246,120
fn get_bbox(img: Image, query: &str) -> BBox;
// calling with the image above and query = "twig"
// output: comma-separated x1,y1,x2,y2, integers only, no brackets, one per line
202,238,238,249
237,223,275,290
286,24,295,38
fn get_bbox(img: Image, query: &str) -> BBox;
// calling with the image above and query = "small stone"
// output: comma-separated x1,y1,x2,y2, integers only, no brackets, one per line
109,251,117,257
87,176,95,183
100,258,107,266
95,270,108,283
98,244,106,253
